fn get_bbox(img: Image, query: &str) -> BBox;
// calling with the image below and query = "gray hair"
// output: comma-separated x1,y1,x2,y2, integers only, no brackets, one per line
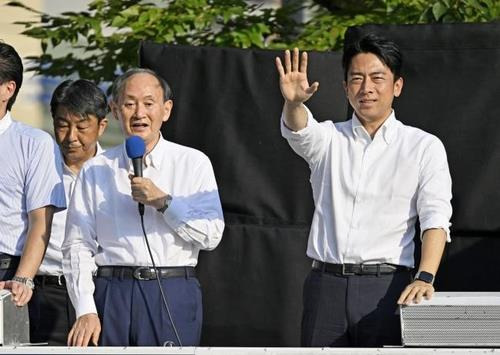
111,68,172,103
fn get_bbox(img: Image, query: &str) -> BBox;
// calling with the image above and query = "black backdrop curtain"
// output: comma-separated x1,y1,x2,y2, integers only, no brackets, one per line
139,23,500,346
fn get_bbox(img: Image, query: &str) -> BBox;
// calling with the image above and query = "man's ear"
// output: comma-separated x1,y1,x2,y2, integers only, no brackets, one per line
5,81,16,99
162,100,173,123
394,77,404,98
109,101,119,121
98,118,108,137
0,80,16,105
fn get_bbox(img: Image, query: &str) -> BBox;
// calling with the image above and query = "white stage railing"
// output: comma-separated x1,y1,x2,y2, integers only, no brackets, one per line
0,347,499,355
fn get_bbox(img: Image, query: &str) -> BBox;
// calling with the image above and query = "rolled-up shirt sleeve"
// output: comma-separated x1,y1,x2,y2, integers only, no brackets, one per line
62,166,99,318
280,104,331,167
417,137,453,241
162,155,224,250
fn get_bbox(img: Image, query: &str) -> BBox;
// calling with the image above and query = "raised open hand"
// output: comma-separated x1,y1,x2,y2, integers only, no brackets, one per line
275,48,319,104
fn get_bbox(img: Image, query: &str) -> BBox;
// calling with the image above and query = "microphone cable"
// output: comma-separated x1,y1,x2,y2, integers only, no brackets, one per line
140,213,183,347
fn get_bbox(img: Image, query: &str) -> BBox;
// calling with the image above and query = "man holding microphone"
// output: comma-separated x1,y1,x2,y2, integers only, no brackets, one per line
63,68,224,346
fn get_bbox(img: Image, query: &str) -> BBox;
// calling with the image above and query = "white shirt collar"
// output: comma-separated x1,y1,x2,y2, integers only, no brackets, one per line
96,142,104,156
0,111,13,136
145,135,167,169
124,135,167,172
351,110,397,144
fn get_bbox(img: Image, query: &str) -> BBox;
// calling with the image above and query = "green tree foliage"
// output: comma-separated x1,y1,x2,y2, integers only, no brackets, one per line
418,0,500,22
7,0,300,83
302,0,500,50
6,0,500,81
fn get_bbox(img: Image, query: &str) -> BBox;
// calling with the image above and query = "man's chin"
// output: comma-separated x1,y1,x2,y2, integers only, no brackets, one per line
129,127,150,136
63,152,84,164
355,109,387,122
63,150,79,158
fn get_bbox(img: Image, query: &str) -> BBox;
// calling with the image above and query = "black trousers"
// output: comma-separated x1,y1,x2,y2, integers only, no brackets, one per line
0,268,17,281
28,277,76,345
301,268,412,347
0,253,19,281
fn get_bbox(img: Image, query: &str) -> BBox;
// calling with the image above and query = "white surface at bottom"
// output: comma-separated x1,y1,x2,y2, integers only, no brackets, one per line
0,347,499,354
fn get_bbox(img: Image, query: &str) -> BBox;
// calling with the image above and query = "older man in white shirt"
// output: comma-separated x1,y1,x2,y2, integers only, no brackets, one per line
29,79,108,345
275,34,452,347
0,42,66,306
63,68,224,347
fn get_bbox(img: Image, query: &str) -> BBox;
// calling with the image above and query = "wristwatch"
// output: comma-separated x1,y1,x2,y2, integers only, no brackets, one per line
12,276,35,290
157,195,172,214
414,271,434,285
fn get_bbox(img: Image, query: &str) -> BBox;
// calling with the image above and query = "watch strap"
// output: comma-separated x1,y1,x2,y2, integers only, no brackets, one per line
12,276,35,290
157,195,172,214
414,270,434,285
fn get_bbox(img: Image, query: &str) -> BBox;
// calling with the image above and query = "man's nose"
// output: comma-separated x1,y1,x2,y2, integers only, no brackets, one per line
360,78,374,93
134,103,146,117
67,126,78,141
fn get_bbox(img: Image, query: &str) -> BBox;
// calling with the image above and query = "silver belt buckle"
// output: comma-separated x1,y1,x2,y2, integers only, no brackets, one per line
133,267,153,280
57,274,64,286
341,264,356,276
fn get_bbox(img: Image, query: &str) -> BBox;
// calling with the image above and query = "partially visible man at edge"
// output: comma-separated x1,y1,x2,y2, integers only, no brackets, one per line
275,34,452,346
29,79,108,345
0,41,66,306
62,68,224,347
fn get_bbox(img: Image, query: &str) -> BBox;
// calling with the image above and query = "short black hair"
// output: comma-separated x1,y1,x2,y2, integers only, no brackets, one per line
0,41,23,111
50,79,108,121
111,68,172,104
342,34,402,81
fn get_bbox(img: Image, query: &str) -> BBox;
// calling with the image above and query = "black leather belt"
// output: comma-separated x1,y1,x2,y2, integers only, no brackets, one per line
0,254,20,270
96,266,196,281
34,274,66,286
312,260,409,275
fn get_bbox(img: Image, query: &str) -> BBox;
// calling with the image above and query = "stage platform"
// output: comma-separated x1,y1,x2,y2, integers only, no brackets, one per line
0,347,499,354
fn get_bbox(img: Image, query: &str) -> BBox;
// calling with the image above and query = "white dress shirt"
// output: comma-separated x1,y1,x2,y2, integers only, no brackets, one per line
281,106,452,268
62,136,224,317
0,112,66,256
38,144,104,276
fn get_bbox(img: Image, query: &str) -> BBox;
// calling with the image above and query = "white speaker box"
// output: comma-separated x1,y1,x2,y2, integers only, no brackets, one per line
400,292,500,347
0,289,29,345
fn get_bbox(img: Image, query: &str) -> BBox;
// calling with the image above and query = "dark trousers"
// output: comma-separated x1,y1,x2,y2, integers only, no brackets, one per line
0,253,19,281
301,268,412,347
0,268,17,281
28,276,75,345
94,274,202,346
